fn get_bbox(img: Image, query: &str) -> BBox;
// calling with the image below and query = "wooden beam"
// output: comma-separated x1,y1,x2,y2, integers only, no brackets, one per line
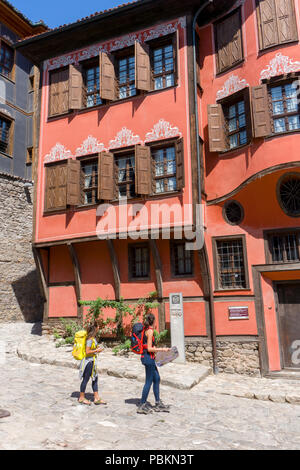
67,243,82,306
32,246,48,321
107,239,121,301
149,239,165,331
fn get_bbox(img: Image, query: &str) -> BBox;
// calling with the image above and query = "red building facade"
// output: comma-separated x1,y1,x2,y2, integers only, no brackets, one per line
17,0,300,376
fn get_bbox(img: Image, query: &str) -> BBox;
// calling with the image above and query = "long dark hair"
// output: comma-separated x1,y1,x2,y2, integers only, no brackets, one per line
144,313,155,329
86,322,99,339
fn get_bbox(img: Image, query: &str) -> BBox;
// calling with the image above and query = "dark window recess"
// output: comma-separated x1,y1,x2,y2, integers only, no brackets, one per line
0,117,11,153
129,245,150,278
152,145,177,193
216,239,247,289
278,174,300,217
84,64,102,108
0,42,14,78
117,55,136,99
224,201,244,225
81,159,99,205
172,242,193,276
116,154,136,199
269,81,300,134
268,232,300,263
152,43,175,91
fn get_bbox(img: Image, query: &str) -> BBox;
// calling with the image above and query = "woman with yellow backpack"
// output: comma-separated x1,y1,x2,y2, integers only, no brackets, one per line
76,322,107,406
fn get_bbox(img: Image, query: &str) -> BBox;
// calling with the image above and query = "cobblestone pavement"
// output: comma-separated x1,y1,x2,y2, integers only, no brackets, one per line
1,322,300,450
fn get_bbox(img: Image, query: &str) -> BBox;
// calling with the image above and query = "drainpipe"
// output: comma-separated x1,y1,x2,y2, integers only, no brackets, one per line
191,0,219,374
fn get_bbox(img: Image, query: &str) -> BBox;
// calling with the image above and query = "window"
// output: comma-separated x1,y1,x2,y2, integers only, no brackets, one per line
152,42,175,91
129,245,150,279
171,241,194,276
214,236,248,290
266,231,300,263
269,81,300,134
215,8,243,74
44,159,80,212
152,145,177,193
0,116,11,154
277,173,300,217
223,201,244,225
225,99,248,149
117,54,136,99
81,159,99,205
26,147,33,165
116,153,136,199
0,41,14,79
208,89,251,153
83,62,102,108
256,0,298,51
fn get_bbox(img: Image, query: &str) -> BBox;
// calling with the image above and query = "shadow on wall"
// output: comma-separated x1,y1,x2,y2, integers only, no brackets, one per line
11,269,44,323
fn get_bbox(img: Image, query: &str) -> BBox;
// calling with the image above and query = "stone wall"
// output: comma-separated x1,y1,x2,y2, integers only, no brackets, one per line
185,338,261,377
0,172,43,322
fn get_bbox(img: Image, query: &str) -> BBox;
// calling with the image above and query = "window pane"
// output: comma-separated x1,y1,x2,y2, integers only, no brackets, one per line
228,105,236,119
165,74,174,88
239,130,247,145
288,115,300,130
274,118,286,133
237,101,245,114
271,86,283,101
229,134,238,149
154,76,163,90
167,177,177,191
228,118,237,132
156,180,164,193
272,101,284,115
119,86,127,99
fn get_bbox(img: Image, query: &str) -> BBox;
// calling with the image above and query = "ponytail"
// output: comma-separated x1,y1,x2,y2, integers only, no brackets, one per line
144,313,155,329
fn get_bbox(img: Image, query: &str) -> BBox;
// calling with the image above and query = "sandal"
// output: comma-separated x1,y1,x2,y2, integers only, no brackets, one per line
94,399,107,405
78,399,91,406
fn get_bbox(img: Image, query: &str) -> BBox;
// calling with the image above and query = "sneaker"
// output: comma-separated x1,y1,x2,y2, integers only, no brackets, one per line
137,403,153,414
153,401,170,412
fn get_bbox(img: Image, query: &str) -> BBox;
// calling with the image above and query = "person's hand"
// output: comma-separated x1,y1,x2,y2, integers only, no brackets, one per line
161,348,171,352
96,347,104,353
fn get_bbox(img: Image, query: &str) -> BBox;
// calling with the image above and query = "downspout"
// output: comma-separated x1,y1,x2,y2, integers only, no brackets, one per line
191,0,219,374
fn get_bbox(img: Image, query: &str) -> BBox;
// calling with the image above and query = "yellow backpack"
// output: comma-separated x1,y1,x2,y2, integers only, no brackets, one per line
72,330,87,361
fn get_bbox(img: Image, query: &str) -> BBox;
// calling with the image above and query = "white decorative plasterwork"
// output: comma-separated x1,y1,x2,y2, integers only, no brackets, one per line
216,75,249,101
145,119,182,142
44,143,72,163
75,136,106,157
109,127,142,149
260,53,300,81
44,17,186,71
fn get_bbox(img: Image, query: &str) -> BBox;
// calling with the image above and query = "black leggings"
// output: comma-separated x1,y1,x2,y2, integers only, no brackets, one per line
80,361,98,393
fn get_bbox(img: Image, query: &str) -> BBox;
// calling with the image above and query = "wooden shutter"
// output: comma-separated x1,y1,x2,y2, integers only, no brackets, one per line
207,104,227,152
175,137,185,190
276,0,298,44
135,145,151,195
99,52,116,101
216,9,243,73
135,41,151,92
69,64,83,110
244,88,253,141
98,151,115,201
67,159,81,206
49,68,69,117
251,85,272,138
45,163,67,211
257,0,279,49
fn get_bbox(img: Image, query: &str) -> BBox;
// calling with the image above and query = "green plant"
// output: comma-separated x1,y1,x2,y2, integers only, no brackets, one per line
53,318,82,347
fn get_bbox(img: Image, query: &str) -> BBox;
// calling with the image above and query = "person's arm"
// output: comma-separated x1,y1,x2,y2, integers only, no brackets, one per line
86,339,103,355
146,329,170,353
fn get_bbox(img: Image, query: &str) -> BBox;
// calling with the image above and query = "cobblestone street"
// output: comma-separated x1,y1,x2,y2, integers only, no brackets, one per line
1,323,300,450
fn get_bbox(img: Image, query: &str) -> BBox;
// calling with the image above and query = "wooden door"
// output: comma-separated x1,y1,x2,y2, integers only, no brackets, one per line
277,282,300,369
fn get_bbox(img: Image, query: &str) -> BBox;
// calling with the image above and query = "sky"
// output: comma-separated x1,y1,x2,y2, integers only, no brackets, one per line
9,0,129,29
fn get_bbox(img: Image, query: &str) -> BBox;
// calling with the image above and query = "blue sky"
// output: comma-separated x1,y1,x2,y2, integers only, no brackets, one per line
10,0,127,29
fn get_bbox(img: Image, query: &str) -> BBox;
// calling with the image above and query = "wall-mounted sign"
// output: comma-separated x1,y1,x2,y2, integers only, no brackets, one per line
169,293,185,363
229,306,249,320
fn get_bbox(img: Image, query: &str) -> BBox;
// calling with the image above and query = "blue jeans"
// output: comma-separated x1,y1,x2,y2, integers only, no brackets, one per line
141,353,160,404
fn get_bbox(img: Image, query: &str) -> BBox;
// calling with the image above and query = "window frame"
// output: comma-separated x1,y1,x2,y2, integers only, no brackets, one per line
170,240,194,278
114,149,136,200
114,47,137,101
82,58,102,109
0,113,13,156
79,155,100,206
0,39,15,81
128,243,151,281
276,171,300,218
212,234,250,291
264,228,300,264
267,77,300,137
150,140,178,195
149,34,177,92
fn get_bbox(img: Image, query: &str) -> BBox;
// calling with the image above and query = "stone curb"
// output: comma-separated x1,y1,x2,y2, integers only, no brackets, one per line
219,390,300,405
16,337,212,390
